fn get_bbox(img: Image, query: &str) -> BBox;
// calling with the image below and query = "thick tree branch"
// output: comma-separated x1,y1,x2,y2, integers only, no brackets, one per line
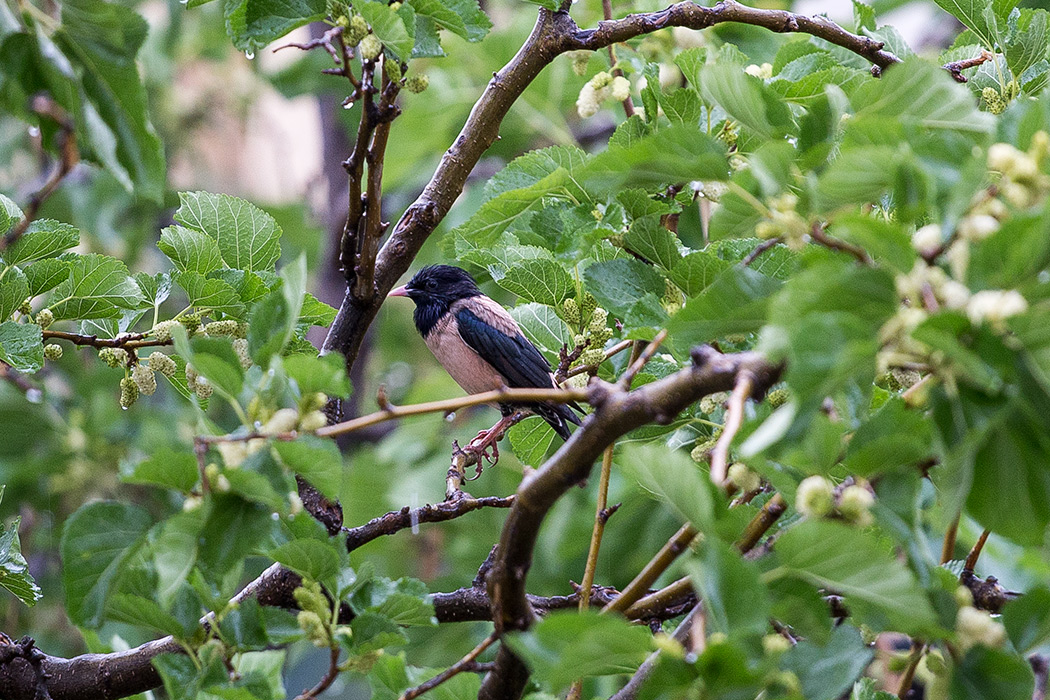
479,347,781,700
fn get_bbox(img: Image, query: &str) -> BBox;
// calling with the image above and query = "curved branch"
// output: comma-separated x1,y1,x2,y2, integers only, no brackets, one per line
479,347,782,700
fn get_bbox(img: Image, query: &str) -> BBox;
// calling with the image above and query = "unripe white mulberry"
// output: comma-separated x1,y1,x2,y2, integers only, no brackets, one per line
152,320,178,343
837,485,874,526
119,376,139,409
233,338,252,369
405,74,429,93
35,308,54,329
194,376,213,400
966,289,1028,326
262,408,300,435
562,298,581,326
359,33,382,61
727,463,761,493
132,363,157,396
956,606,1006,651
99,347,129,368
204,320,239,337
298,410,328,432
147,352,177,378
796,475,834,518
43,344,63,361
610,76,631,102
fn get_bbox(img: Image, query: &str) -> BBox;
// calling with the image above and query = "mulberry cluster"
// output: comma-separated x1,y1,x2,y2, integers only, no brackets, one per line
576,71,631,118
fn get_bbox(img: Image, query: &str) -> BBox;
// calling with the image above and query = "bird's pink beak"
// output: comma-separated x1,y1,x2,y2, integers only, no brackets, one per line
388,285,410,298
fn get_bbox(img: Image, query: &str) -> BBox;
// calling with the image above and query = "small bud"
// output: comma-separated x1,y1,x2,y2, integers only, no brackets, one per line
119,376,139,409
147,352,177,378
152,320,178,343
262,408,300,435
955,585,974,609
589,70,613,89
727,463,761,493
796,475,834,519
359,33,382,61
405,74,429,93
982,87,1006,115
44,344,63,361
699,391,729,415
966,289,1028,326
956,605,1006,651
294,580,329,618
183,495,203,511
837,484,874,527
215,474,231,493
580,348,605,366
132,363,157,396
580,293,598,320
301,392,328,413
233,338,252,370
35,308,54,329
762,634,791,656
204,320,239,337
652,633,686,659
298,410,328,432
205,462,220,483
99,347,129,369
217,442,248,469
335,14,349,27
988,142,1024,174
389,1,401,9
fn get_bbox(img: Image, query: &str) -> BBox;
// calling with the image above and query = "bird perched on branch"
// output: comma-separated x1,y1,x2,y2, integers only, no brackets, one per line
388,265,581,461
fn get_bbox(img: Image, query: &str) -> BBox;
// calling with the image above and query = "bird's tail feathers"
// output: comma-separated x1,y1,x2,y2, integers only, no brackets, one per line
535,402,582,441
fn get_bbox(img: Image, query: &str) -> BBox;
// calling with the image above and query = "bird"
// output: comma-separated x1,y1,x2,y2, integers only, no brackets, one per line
388,265,582,461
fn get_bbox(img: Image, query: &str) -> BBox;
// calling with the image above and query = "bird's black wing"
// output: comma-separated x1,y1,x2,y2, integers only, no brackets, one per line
454,307,555,389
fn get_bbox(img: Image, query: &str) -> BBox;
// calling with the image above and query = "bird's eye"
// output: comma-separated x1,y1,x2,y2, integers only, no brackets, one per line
425,278,437,290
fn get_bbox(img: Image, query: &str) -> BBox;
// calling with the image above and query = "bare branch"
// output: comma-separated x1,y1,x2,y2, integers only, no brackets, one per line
2,95,79,251
343,494,515,551
603,523,697,614
742,237,782,267
42,329,172,352
709,369,754,487
296,646,340,700
943,49,994,83
810,222,872,265
273,25,345,64
400,632,498,700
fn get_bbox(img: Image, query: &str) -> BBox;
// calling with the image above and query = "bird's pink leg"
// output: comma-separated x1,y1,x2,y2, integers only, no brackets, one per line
465,414,517,466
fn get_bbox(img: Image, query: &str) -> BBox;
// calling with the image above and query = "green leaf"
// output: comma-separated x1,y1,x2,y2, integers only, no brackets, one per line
246,256,306,365
107,593,188,638
620,443,716,529
174,192,282,272
123,449,200,492
152,510,204,608
668,266,782,346
951,646,1035,699
504,610,655,691
781,625,875,700
49,254,143,320
662,88,703,125
175,272,246,318
0,515,42,606
0,265,29,321
687,538,769,638
224,0,326,54
348,611,407,654
24,259,72,297
817,145,900,209
491,258,573,306
54,0,166,201
484,146,590,202
407,0,490,42
221,599,271,651
274,436,342,501
772,520,938,634
933,0,998,49
1004,9,1049,79
357,1,415,60
61,501,152,627
298,293,337,327
842,399,932,476
283,354,350,397
623,216,681,270
1003,585,1050,652
197,495,274,591
159,225,225,274
699,64,796,138
268,539,340,588
510,303,572,364
375,592,436,626
2,219,79,265
188,336,245,398
0,321,43,372
451,168,575,249
0,196,22,232
584,258,666,317
669,251,731,297
508,416,556,467
584,123,728,190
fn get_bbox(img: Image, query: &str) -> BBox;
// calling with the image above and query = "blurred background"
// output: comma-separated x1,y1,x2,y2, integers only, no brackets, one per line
3,0,1039,696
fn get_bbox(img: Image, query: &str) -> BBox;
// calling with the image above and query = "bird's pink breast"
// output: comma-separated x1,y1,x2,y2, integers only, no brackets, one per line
423,313,506,395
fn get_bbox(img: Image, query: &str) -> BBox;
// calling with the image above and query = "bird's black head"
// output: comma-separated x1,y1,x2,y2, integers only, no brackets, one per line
388,265,482,336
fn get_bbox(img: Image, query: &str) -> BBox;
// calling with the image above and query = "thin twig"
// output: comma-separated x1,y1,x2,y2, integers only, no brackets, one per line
399,632,498,700
42,329,172,351
709,369,754,488
567,445,616,700
809,223,872,265
601,0,635,118
964,529,991,572
734,493,786,554
603,523,698,614
343,495,515,552
563,338,633,381
943,49,994,83
0,361,38,398
2,95,78,251
317,386,589,438
273,25,345,64
619,330,668,388
742,237,782,267
624,576,692,619
896,641,924,699
941,513,960,564
296,646,340,700
609,604,702,700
